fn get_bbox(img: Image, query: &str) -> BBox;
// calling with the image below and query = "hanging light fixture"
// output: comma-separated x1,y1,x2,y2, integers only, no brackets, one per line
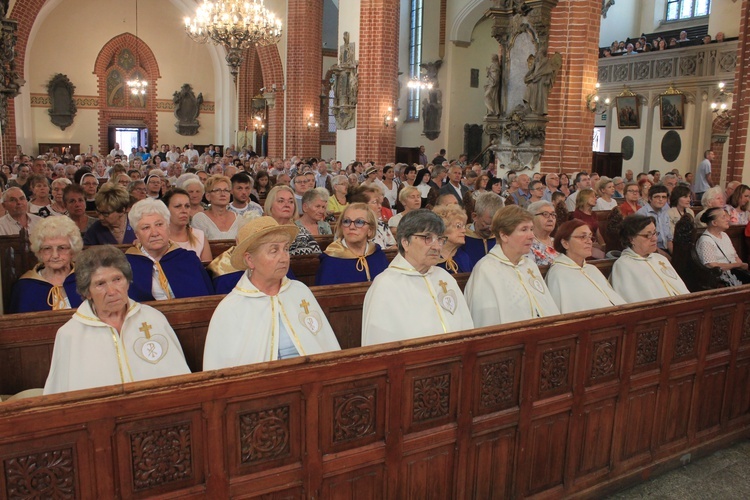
127,0,147,96
184,0,283,82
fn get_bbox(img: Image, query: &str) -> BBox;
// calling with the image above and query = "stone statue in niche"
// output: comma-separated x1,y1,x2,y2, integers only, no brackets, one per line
522,49,562,115
47,73,76,131
330,31,358,130
420,60,443,140
173,84,203,136
484,54,501,116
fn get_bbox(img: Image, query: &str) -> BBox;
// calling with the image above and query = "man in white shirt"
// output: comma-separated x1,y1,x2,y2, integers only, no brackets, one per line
0,187,42,235
183,142,199,162
565,172,591,211
109,142,125,157
166,146,180,163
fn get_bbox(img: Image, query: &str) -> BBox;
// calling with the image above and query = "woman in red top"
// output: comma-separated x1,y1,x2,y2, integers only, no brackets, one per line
619,182,642,216
572,188,606,257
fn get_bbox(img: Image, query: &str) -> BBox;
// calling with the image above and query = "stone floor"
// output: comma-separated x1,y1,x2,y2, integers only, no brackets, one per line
607,439,750,499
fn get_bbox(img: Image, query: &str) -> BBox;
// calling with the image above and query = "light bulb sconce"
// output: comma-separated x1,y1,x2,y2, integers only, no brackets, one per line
586,83,610,114
307,113,319,130
710,81,732,116
383,107,398,128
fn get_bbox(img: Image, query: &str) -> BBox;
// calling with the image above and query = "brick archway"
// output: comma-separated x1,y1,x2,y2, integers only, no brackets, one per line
94,33,160,156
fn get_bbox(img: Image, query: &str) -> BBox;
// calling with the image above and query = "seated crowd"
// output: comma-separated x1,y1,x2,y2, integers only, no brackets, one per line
600,29,728,58
1,144,748,397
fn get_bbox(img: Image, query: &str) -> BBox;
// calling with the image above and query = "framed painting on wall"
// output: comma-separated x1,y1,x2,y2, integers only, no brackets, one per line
616,94,640,129
659,92,685,130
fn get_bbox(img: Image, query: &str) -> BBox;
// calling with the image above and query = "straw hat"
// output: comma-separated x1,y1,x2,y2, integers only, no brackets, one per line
230,216,299,269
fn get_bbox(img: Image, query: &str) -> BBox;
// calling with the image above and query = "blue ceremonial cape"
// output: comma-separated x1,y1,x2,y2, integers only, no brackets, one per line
83,220,136,246
9,267,83,313
436,247,474,275
213,268,296,295
125,244,214,301
315,242,389,286
464,231,496,268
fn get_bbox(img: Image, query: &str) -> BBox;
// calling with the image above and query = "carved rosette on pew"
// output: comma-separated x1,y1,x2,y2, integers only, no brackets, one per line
485,0,561,170
0,7,24,136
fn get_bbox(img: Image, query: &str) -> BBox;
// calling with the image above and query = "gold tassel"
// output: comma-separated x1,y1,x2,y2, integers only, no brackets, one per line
445,258,459,274
154,261,174,299
46,285,66,310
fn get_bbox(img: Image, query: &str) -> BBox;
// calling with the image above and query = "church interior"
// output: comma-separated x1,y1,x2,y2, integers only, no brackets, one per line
0,0,749,498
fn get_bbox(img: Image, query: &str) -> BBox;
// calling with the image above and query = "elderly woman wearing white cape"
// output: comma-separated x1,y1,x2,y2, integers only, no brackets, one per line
610,215,689,302
203,217,340,370
362,210,474,346
465,205,560,327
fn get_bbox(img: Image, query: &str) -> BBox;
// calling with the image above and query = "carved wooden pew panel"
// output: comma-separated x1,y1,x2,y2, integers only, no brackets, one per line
0,285,748,498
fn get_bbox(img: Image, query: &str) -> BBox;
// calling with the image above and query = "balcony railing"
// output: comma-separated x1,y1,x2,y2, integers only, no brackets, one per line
597,42,738,89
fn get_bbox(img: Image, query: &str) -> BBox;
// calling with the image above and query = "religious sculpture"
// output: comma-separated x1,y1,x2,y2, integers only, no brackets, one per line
0,7,23,132
484,54,501,116
47,74,76,131
523,49,562,115
420,60,443,140
330,32,358,130
172,84,203,136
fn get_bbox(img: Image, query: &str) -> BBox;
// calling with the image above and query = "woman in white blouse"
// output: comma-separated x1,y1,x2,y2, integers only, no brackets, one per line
696,207,750,286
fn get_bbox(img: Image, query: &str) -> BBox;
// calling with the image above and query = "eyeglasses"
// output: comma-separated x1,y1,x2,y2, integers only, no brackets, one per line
411,233,448,246
340,217,369,228
637,231,660,239
626,189,640,194
39,244,72,255
535,212,557,219
210,188,231,194
570,234,595,242
450,222,466,230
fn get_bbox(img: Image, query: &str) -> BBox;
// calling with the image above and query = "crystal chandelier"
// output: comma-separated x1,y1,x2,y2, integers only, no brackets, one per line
184,0,283,81
127,0,147,96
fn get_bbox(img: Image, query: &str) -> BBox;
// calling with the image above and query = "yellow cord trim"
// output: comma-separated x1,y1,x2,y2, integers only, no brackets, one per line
355,255,372,281
444,258,458,274
47,285,66,310
154,261,174,299
489,252,544,318
422,276,448,333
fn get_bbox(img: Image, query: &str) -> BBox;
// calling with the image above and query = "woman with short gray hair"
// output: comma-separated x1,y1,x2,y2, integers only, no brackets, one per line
327,174,349,214
362,210,474,346
44,245,191,395
10,216,84,313
526,200,558,266
297,188,332,235
124,198,213,302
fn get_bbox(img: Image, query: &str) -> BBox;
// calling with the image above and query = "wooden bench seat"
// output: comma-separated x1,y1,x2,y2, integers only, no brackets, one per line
0,282,747,498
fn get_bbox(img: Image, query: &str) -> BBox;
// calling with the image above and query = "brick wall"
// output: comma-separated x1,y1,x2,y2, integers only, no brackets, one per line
542,0,600,174
285,0,323,158
727,0,750,182
256,45,285,158
356,0,399,165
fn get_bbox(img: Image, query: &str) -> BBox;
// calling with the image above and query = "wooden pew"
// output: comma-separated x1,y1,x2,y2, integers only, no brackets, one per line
0,260,614,396
0,284,747,498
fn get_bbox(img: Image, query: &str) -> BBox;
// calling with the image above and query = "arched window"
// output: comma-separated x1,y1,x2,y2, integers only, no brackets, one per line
105,48,146,108
666,0,710,22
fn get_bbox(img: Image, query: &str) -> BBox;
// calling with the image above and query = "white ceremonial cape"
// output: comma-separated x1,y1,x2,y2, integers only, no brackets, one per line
545,254,626,313
44,300,191,395
203,273,340,370
362,253,474,346
610,247,690,303
465,245,560,328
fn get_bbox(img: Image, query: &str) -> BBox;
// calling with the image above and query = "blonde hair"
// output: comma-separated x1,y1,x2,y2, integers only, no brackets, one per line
432,204,467,225
575,188,595,211
264,185,297,215
204,174,231,194
334,202,376,241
